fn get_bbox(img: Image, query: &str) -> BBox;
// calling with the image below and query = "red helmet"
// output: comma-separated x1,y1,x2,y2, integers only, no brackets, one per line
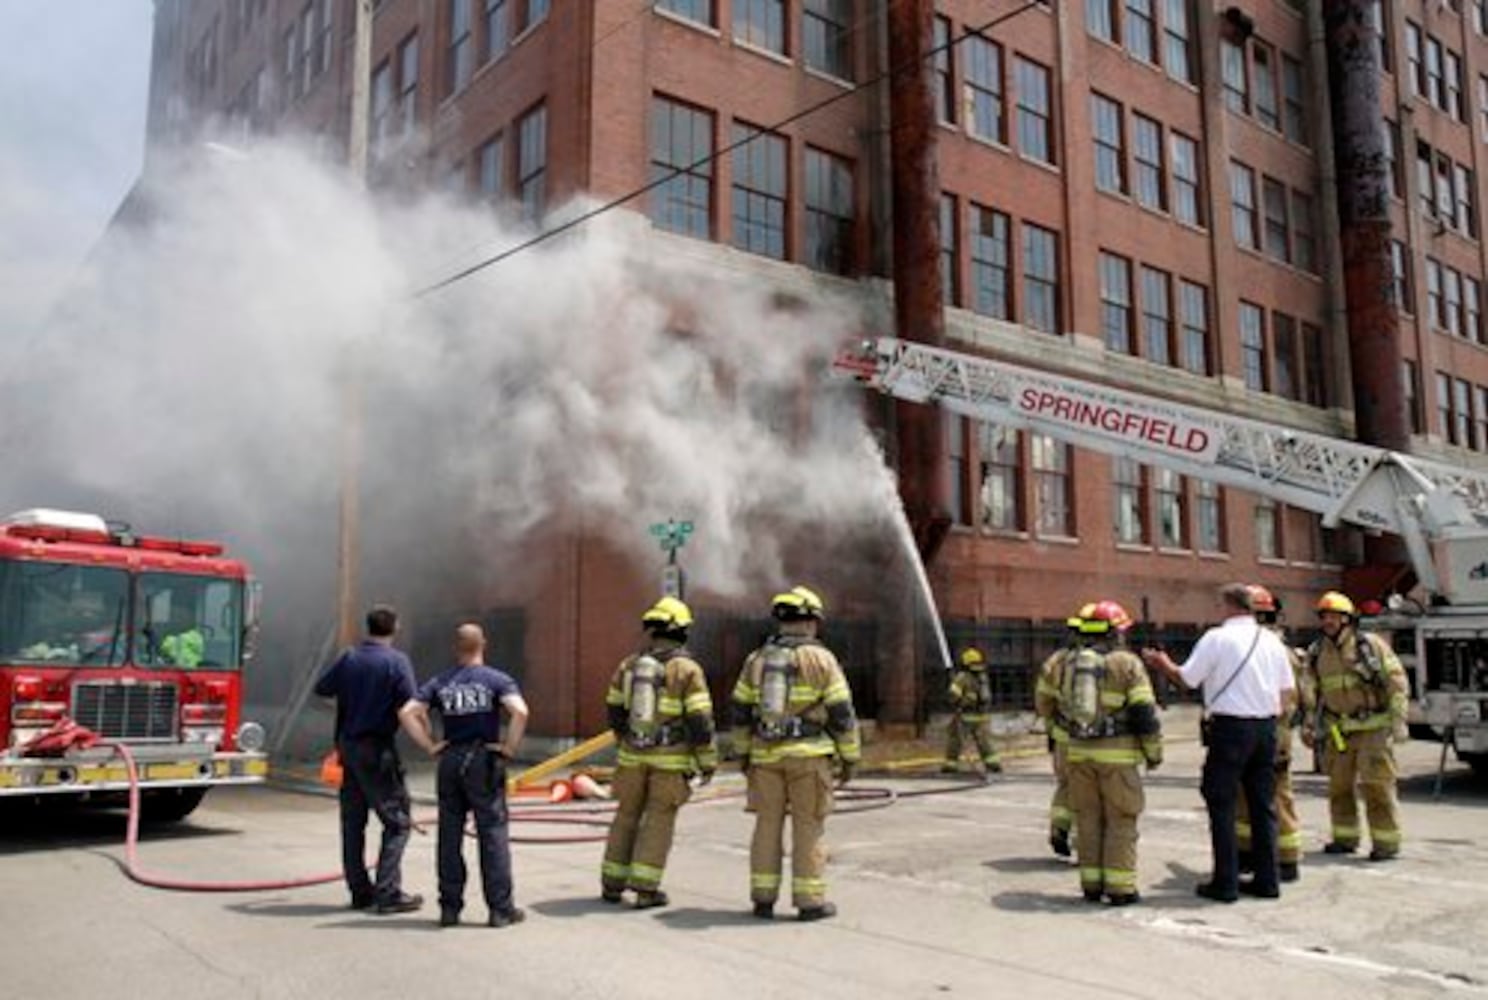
1078,600,1133,634
1246,585,1277,615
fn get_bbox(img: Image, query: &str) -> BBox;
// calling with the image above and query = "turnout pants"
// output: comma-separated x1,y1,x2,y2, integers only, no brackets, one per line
1324,727,1401,856
945,713,1000,768
1066,757,1143,899
1201,716,1278,894
437,744,515,917
748,756,834,910
1050,741,1073,839
601,763,692,893
337,736,413,905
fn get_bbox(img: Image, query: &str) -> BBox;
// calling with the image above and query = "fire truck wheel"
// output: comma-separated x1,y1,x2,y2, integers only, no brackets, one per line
141,787,209,823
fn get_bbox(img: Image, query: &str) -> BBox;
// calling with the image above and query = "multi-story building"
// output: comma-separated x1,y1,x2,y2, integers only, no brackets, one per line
139,0,1488,739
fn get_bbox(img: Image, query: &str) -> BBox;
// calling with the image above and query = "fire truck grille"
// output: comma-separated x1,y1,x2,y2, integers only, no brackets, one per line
72,682,178,741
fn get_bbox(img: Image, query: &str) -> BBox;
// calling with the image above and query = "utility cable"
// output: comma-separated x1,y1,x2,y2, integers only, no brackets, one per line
412,1,1043,298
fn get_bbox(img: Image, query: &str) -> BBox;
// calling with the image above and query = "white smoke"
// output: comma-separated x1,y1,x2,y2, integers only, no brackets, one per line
0,137,906,690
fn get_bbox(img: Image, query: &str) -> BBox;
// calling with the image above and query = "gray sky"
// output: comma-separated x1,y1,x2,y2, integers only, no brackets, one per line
0,1,154,330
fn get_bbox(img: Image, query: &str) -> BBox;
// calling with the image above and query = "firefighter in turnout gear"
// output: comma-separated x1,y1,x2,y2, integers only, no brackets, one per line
942,647,1003,779
1301,591,1409,861
731,586,860,922
1050,600,1162,905
600,597,718,908
1034,612,1089,858
1235,585,1312,882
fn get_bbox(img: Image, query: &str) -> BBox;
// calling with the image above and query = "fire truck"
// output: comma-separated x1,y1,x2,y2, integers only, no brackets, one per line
839,337,1488,774
0,509,267,819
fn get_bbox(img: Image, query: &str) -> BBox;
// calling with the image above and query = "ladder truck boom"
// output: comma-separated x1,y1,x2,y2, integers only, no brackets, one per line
837,337,1488,604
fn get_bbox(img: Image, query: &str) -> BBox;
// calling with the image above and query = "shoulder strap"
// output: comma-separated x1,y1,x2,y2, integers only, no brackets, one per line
1207,626,1263,709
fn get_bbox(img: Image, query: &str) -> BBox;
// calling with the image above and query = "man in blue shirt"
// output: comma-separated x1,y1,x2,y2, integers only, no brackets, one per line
400,623,529,929
313,605,422,914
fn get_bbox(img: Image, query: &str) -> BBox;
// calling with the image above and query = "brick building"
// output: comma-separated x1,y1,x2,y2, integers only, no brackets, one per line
139,0,1488,738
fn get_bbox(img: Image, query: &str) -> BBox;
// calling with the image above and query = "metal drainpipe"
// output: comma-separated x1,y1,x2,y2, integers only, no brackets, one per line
1307,0,1351,419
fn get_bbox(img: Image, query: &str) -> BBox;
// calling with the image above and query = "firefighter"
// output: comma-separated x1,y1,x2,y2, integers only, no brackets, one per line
1034,611,1087,858
942,647,1002,779
599,597,718,909
1301,591,1409,861
1235,585,1312,882
1052,600,1161,906
160,606,205,668
731,585,860,921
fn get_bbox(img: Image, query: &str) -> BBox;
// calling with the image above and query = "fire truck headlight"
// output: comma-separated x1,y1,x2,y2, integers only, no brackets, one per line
235,721,266,753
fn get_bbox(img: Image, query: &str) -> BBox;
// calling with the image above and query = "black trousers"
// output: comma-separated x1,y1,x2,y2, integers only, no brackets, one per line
338,736,413,904
437,744,515,916
1200,715,1279,894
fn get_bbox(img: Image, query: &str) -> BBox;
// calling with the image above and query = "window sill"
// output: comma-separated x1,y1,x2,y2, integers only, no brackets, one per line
1157,546,1193,557
652,7,721,38
804,65,854,90
1197,550,1231,561
734,38,792,68
966,131,1014,157
1019,152,1061,174
1115,542,1154,553
1035,534,1081,546
1257,556,1288,567
982,528,1031,541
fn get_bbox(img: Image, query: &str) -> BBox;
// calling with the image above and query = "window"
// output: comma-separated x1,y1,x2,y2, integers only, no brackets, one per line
1480,76,1488,140
1273,312,1299,401
1406,22,1423,97
1195,480,1224,552
1023,224,1060,333
656,0,712,27
1230,161,1258,250
970,205,1011,319
1113,458,1148,544
732,124,787,259
1253,41,1279,130
1015,57,1054,165
1171,132,1202,226
1447,50,1464,121
1427,37,1445,109
1141,266,1172,365
371,61,393,157
1162,0,1193,83
735,0,785,55
651,97,714,239
485,0,509,60
1371,0,1392,72
447,0,473,95
804,147,854,274
1155,468,1185,547
1087,0,1117,42
1467,277,1483,343
1417,142,1436,219
1240,302,1267,391
1179,280,1209,375
804,0,851,79
966,36,1004,144
1262,176,1290,262
524,0,549,30
1222,39,1248,113
1032,435,1074,537
297,5,314,95
1100,252,1133,353
1405,360,1425,434
1303,322,1327,408
934,16,955,125
1131,115,1165,212
311,0,332,80
1456,378,1474,449
1281,55,1307,144
1477,386,1488,452
478,132,504,197
1384,119,1402,199
1455,164,1478,238
516,102,547,222
980,426,1022,531
1446,267,1463,338
1437,371,1455,443
1427,258,1443,327
397,34,419,138
1255,498,1281,559
1291,190,1316,273
940,194,959,303
1124,0,1156,62
948,418,969,525
1092,94,1125,194
282,23,297,103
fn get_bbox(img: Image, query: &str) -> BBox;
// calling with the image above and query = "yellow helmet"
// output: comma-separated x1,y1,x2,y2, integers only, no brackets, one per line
771,585,825,621
1067,602,1097,630
960,648,985,668
641,596,693,632
1315,591,1356,617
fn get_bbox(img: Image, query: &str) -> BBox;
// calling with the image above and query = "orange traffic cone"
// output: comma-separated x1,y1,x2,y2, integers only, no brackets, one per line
549,779,573,804
571,773,610,800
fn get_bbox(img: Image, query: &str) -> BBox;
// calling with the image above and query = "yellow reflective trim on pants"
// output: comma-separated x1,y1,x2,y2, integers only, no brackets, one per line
1079,866,1102,888
1067,747,1144,765
683,693,711,713
1373,829,1402,846
1339,713,1391,733
629,863,664,889
746,738,836,764
751,873,781,889
616,748,696,769
602,861,630,879
1051,806,1073,823
1278,831,1302,850
1331,824,1359,841
1103,868,1136,891
792,877,826,895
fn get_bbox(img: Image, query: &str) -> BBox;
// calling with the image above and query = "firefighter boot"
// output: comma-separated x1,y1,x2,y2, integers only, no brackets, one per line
1050,829,1072,859
635,890,670,910
798,902,838,922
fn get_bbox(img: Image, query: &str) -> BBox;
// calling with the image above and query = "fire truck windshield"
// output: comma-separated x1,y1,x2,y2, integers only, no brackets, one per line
0,560,130,666
134,572,243,670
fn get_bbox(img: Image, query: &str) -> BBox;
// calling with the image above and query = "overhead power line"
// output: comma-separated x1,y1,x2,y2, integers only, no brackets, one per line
413,1,1044,299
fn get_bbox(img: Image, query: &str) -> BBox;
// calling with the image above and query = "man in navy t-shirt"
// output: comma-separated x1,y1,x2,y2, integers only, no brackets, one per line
400,623,529,928
313,604,422,914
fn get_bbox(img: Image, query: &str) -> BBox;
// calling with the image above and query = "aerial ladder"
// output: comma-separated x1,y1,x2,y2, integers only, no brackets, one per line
837,337,1488,769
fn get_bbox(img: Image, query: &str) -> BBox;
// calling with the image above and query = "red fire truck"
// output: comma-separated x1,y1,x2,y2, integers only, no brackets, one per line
0,509,267,820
